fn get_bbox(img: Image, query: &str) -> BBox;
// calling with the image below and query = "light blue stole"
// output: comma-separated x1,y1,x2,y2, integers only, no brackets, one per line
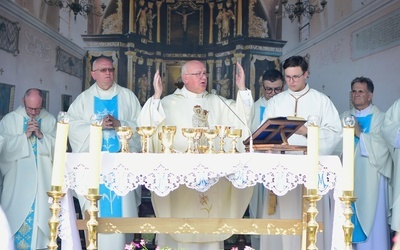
14,117,41,249
94,96,123,218
259,106,266,124
351,114,372,243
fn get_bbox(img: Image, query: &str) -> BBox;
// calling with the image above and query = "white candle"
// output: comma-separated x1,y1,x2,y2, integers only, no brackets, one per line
51,121,69,186
342,127,355,191
307,124,319,190
88,124,103,190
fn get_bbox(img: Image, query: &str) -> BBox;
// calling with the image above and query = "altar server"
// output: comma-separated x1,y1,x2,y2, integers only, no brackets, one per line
260,56,342,250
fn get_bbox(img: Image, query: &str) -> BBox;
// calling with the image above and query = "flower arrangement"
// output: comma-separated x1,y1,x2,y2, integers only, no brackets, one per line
124,239,255,250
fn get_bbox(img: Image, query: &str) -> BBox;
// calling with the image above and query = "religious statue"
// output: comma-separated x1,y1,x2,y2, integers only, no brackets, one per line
175,8,195,32
192,105,209,128
136,7,148,36
216,7,235,40
138,73,150,104
146,8,156,41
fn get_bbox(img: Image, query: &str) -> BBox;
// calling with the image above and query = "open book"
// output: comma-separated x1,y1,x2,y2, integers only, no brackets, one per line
243,116,306,146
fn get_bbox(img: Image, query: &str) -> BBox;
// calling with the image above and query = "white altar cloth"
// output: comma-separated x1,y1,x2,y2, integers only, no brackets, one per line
60,152,343,249
65,152,341,197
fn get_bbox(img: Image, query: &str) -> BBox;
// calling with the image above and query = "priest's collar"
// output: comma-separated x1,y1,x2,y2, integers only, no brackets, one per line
181,86,206,98
354,104,372,117
288,84,310,98
95,82,117,99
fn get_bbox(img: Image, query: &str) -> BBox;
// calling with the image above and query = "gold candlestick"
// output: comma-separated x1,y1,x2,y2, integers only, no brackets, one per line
304,189,322,250
85,188,102,250
47,185,66,250
339,190,357,250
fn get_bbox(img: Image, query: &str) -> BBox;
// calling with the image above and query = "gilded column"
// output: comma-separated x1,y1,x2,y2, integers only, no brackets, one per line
129,0,136,33
236,0,242,36
125,51,138,91
208,2,215,44
215,59,223,94
156,1,162,43
154,58,162,71
207,60,215,92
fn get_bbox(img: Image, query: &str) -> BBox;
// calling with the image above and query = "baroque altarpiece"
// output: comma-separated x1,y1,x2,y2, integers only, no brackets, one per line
82,0,285,105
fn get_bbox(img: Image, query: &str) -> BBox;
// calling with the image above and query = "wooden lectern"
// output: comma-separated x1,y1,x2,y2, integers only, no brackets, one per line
243,116,314,249
244,116,307,153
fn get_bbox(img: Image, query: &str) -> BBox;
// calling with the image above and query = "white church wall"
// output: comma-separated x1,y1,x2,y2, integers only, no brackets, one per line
0,1,84,118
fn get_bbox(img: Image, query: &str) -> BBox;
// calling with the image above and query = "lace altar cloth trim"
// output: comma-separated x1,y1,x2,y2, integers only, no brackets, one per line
65,152,342,197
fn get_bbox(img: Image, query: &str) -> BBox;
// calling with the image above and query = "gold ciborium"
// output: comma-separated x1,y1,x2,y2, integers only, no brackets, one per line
227,128,242,153
161,125,176,153
136,126,156,153
116,126,133,153
182,128,196,153
215,125,231,153
203,128,218,154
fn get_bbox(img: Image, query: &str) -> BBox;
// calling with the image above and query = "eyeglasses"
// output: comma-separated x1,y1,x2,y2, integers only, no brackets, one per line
25,107,42,112
284,73,304,82
351,90,368,95
263,86,283,94
185,72,209,78
92,68,115,73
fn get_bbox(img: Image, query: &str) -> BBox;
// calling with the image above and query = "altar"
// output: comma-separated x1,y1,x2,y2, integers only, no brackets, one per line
57,152,344,249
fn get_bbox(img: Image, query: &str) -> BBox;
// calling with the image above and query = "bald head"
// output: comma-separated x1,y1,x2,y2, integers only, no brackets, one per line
23,88,43,118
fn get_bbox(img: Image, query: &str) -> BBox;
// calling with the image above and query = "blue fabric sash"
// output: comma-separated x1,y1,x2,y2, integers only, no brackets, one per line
94,96,122,218
351,114,372,243
259,106,266,123
14,118,41,249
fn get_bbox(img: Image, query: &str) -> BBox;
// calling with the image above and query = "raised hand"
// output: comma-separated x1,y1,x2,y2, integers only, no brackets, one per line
235,62,246,91
153,70,163,99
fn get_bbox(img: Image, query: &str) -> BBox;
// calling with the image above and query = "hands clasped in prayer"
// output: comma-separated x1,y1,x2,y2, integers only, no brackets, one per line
102,114,121,129
25,118,43,139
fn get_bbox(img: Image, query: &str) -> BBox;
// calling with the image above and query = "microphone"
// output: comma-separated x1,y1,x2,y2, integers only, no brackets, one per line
210,89,254,153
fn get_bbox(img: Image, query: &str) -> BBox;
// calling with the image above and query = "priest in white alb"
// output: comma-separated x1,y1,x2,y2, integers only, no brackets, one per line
138,60,254,250
68,57,142,250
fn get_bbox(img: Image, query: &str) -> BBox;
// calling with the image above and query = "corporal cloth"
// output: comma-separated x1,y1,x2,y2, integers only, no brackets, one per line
0,106,56,249
260,84,342,250
68,83,142,250
138,86,254,250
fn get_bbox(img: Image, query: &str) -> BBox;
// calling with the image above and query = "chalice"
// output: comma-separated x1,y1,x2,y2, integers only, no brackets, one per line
182,128,196,153
116,126,133,153
203,128,218,154
215,125,231,153
161,126,176,153
227,128,242,153
136,126,156,153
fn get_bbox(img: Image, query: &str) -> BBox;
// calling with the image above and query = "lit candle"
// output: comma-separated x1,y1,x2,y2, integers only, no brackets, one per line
342,116,355,191
88,114,103,190
51,112,69,187
307,115,319,190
